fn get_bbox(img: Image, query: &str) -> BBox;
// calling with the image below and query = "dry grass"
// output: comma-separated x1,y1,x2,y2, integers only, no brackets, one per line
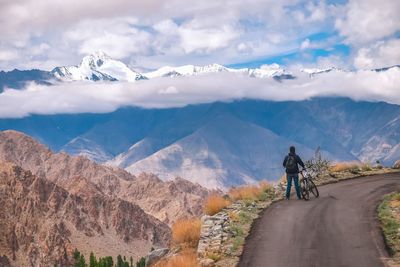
229,181,275,202
153,249,199,267
330,161,361,172
228,211,240,222
259,180,274,192
203,194,231,216
229,185,263,201
172,218,201,248
280,174,287,184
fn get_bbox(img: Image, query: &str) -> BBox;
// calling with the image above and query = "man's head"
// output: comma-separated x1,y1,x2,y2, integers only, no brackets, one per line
289,146,295,154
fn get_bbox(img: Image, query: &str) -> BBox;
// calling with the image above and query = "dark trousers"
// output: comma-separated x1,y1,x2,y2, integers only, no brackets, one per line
286,173,301,199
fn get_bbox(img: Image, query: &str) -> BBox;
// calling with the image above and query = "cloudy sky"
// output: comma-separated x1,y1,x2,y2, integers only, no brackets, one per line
0,0,399,71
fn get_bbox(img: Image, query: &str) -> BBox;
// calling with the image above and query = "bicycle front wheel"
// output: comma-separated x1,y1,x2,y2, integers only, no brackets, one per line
300,179,309,201
309,180,319,198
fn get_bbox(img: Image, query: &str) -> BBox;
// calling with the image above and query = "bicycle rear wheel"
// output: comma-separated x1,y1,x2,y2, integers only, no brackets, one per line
309,180,319,198
300,179,309,201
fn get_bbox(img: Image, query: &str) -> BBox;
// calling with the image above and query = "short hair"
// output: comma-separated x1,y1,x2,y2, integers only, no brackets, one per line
290,146,295,153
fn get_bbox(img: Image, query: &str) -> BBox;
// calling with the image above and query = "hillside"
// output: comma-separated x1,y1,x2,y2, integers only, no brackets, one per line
0,130,210,224
0,162,170,265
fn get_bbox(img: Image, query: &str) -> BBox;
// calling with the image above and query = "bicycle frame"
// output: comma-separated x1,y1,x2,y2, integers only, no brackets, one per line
299,169,319,200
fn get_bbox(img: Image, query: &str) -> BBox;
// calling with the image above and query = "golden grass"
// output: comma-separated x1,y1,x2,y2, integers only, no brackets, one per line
153,249,199,267
259,180,274,192
280,174,287,184
172,218,201,248
203,194,231,216
229,185,263,201
330,161,361,172
228,181,275,202
228,211,240,222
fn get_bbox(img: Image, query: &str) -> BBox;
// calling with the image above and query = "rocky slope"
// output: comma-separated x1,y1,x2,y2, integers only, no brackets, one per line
0,162,170,266
0,130,210,225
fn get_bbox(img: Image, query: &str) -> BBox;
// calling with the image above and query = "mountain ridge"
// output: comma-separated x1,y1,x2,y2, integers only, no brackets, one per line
2,98,398,190
0,52,398,90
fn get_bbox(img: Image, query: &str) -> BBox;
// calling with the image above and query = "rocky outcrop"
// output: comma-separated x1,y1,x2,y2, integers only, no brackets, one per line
0,162,171,266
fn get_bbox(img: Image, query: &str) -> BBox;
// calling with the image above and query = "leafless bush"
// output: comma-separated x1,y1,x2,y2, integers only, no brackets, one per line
305,147,330,178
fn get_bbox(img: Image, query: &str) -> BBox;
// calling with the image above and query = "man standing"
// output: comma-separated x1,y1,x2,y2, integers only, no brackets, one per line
283,146,305,200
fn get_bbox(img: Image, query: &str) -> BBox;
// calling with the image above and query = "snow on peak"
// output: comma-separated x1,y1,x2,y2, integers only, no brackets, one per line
143,63,291,79
249,64,288,78
300,67,343,76
79,51,112,69
52,51,146,82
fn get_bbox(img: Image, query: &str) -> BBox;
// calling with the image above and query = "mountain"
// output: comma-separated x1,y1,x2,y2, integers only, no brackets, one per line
123,114,316,189
143,63,293,80
1,54,397,89
1,98,398,190
51,51,146,82
300,67,344,76
0,69,53,92
0,130,211,225
0,130,214,265
0,161,171,266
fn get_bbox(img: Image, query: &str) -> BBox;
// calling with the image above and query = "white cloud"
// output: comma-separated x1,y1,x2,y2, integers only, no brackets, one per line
1,68,399,118
300,39,310,50
63,18,152,59
354,39,400,69
335,0,400,45
0,50,19,61
0,0,349,71
179,23,240,54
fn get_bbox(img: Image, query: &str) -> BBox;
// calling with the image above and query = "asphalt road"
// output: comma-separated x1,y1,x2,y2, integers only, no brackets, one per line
239,173,400,267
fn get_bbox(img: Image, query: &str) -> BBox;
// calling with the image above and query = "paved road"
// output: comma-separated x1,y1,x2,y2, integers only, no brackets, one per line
239,173,400,267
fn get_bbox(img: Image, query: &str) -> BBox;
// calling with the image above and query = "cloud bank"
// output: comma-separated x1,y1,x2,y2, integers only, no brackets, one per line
1,68,399,118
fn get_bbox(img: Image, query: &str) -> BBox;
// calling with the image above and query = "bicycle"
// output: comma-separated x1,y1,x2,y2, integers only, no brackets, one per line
299,169,319,201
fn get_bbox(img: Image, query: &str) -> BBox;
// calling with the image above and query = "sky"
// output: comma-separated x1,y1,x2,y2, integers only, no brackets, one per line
0,0,399,71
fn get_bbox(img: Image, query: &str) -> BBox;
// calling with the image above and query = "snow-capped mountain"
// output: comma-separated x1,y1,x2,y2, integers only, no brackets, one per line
144,63,231,78
51,51,146,82
143,63,293,79
300,67,344,76
50,52,293,82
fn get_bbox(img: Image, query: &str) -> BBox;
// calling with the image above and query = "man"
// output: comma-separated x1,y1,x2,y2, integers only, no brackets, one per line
283,146,305,200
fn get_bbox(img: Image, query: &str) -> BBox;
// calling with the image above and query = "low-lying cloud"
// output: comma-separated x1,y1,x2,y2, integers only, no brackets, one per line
1,67,399,118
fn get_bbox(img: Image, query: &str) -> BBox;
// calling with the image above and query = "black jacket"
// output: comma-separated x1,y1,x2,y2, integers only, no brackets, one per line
283,153,305,174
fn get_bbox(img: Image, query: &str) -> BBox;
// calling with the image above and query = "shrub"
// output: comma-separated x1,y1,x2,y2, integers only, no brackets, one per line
203,194,230,216
172,218,201,248
360,163,372,171
394,160,400,169
305,147,330,177
153,250,198,267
